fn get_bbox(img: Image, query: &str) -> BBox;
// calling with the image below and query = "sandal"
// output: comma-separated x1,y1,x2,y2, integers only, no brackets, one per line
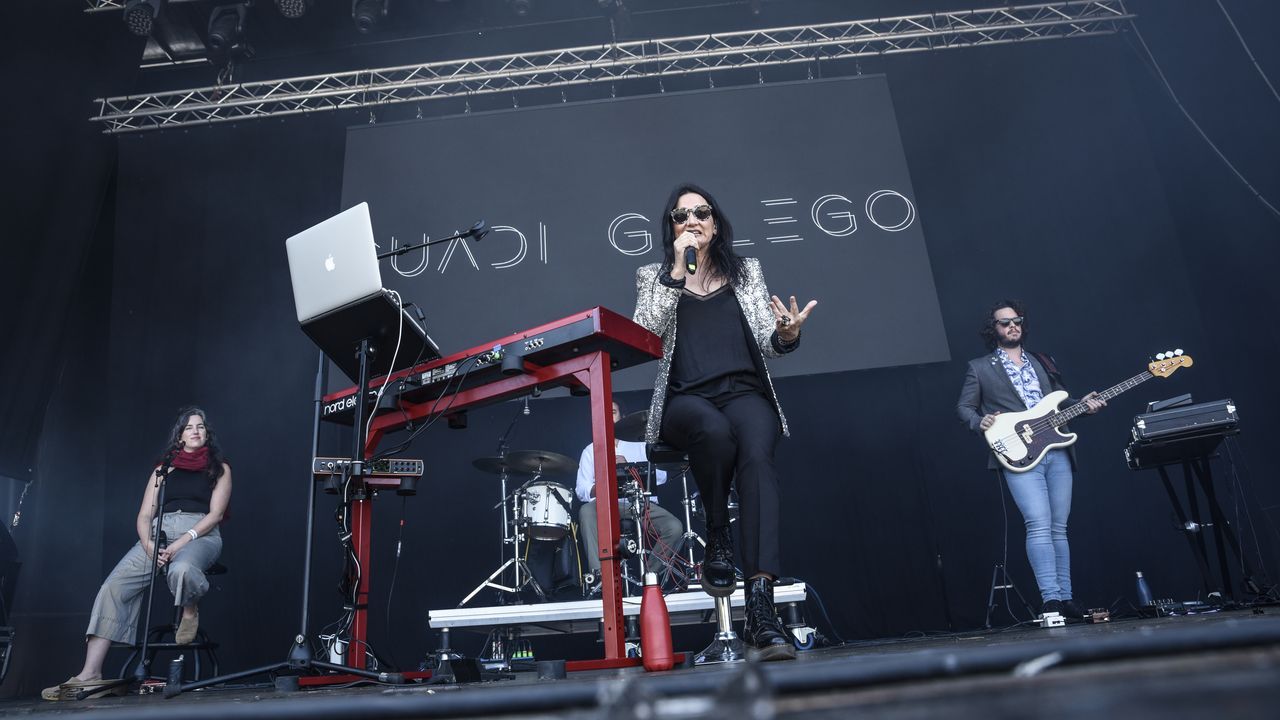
71,681,129,700
41,677,78,701
42,677,125,701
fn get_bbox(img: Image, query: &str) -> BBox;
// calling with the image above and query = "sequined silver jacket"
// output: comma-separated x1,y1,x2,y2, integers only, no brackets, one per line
633,258,794,444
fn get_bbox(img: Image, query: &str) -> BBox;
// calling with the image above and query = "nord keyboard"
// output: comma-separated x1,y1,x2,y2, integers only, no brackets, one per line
321,307,662,424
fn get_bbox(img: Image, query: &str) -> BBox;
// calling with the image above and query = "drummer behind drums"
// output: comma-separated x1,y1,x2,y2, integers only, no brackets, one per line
576,401,684,593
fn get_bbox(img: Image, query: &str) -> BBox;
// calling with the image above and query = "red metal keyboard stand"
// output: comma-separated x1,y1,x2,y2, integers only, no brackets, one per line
332,308,660,669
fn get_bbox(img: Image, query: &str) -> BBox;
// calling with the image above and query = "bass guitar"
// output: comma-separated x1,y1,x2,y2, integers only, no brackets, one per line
985,350,1193,473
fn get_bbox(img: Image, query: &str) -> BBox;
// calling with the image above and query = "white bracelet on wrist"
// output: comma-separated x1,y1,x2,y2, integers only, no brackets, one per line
187,528,199,541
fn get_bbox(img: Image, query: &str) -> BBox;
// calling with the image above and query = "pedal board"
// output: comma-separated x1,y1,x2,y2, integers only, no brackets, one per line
312,457,424,477
1085,608,1111,623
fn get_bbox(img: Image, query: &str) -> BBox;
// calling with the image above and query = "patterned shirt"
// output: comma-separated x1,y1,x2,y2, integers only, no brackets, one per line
996,348,1043,409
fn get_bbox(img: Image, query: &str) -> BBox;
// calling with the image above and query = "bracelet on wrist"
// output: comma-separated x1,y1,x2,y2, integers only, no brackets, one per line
658,270,686,288
187,528,199,541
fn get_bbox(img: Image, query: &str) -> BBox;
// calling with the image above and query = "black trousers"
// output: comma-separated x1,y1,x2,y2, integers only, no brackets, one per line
660,390,782,578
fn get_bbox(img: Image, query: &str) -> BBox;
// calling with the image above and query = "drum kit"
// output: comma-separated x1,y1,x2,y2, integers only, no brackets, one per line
458,410,719,607
459,449,579,607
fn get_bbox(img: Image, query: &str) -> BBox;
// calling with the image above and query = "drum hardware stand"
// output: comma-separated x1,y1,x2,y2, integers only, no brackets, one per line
459,404,547,607
675,467,705,586
984,562,1035,628
622,476,648,597
459,472,547,606
584,475,651,598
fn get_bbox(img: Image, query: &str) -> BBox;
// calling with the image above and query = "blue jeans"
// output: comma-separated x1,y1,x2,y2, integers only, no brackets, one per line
1003,449,1073,602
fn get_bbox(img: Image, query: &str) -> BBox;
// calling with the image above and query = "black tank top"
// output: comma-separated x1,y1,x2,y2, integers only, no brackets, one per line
668,286,763,398
163,467,214,513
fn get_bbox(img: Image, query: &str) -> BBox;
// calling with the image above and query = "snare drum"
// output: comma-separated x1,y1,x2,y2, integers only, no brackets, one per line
517,481,574,541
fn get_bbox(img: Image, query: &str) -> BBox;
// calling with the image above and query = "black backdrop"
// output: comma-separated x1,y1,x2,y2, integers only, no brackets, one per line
339,75,949,392
6,2,1280,698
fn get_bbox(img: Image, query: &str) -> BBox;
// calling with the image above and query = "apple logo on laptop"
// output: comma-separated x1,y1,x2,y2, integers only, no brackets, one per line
324,254,336,272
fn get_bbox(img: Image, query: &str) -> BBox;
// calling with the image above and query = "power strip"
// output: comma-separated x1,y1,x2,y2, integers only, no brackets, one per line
312,457,424,477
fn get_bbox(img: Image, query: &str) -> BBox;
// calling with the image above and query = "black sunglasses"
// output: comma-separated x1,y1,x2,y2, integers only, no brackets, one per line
994,316,1025,327
669,205,714,224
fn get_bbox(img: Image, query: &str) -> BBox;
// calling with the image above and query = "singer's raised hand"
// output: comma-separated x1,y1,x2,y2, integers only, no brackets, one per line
771,294,817,341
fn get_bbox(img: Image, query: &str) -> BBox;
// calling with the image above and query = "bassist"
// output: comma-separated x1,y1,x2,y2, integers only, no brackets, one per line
956,300,1105,619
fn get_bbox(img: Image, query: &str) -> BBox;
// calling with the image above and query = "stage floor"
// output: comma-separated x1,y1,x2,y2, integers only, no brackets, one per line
5,608,1280,718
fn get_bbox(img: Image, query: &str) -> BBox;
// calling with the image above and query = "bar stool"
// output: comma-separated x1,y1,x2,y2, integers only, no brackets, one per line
647,442,744,665
118,562,225,681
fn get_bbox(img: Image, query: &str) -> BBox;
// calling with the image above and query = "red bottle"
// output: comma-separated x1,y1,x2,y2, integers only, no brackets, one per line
640,572,674,671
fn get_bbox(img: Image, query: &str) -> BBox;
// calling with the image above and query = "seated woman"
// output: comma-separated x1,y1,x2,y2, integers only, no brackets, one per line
43,407,232,701
633,183,816,661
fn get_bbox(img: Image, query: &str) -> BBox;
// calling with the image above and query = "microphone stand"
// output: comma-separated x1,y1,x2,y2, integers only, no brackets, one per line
375,221,489,260
80,444,180,698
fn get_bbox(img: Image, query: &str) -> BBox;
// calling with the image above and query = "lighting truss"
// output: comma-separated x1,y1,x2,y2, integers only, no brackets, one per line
89,1,1133,133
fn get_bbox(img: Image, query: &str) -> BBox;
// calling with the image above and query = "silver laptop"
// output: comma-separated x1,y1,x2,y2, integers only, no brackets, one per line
286,203,442,382
286,202,383,324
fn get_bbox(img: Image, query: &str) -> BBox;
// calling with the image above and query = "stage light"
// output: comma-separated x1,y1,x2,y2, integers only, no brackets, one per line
352,0,389,33
123,0,164,37
507,0,533,17
207,4,248,54
275,0,312,19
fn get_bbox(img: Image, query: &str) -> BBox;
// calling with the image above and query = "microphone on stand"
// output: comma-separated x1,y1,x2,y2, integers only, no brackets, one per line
156,441,183,481
523,397,530,416
469,220,490,242
684,247,697,275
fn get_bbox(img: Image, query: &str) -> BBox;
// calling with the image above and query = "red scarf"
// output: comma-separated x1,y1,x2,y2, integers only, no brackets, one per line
172,445,211,472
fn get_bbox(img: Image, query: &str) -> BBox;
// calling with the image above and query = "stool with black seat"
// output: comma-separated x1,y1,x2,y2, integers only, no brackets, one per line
647,442,745,665
118,562,225,681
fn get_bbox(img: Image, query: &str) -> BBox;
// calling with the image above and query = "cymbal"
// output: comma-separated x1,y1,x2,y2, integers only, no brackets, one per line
614,410,649,442
506,449,578,476
472,456,525,475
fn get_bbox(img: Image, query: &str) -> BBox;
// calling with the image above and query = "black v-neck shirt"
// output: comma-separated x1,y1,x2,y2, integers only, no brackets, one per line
668,286,763,398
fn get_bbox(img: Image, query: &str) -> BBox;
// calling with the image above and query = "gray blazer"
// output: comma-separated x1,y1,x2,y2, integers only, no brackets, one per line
956,351,1078,470
633,258,794,444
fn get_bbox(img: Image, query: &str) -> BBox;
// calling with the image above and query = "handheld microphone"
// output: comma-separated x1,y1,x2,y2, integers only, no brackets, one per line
684,247,697,275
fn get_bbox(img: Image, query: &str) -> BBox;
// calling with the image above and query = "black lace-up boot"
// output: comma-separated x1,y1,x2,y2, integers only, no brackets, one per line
702,525,736,597
742,576,796,661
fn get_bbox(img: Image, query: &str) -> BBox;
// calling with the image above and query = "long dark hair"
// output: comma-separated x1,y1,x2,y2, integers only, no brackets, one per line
161,406,229,482
979,299,1029,352
660,183,746,287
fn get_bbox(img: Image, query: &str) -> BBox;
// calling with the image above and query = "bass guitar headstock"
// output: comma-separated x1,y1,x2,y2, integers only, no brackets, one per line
1149,349,1193,378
